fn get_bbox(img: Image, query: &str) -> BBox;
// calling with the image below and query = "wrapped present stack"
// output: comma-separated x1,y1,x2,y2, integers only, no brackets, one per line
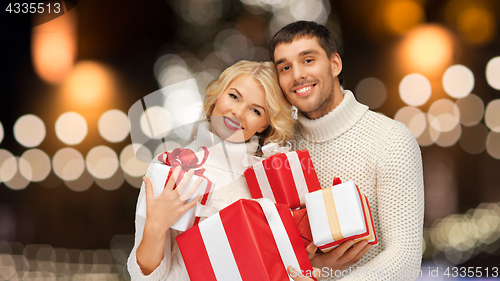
176,199,315,281
305,180,378,253
136,147,212,231
244,149,321,247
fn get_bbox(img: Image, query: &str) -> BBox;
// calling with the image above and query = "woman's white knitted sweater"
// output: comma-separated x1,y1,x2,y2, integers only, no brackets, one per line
127,122,258,281
293,90,424,281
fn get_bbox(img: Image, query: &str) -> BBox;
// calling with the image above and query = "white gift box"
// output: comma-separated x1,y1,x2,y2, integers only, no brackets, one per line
305,181,370,252
136,163,209,231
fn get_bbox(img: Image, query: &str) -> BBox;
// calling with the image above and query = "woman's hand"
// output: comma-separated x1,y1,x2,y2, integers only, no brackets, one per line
136,166,203,275
287,265,321,281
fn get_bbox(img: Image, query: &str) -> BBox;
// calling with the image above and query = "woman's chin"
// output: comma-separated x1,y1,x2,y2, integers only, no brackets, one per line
211,121,246,142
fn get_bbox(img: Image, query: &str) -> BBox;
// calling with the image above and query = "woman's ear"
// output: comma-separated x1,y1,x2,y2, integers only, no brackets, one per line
257,123,269,133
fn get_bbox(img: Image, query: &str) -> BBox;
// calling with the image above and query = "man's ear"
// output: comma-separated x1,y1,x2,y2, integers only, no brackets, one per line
330,53,342,77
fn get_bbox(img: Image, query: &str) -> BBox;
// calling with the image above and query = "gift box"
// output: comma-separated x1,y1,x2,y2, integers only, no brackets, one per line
292,208,313,248
136,147,212,231
176,199,315,281
305,180,377,252
244,149,321,209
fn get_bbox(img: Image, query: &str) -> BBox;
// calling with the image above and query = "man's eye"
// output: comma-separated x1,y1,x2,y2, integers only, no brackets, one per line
281,66,290,72
305,59,313,63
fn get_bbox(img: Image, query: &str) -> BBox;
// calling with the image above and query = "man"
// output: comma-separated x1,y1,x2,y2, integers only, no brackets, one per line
271,21,424,280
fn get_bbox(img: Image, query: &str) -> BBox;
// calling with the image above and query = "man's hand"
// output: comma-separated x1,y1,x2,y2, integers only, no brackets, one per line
307,240,372,273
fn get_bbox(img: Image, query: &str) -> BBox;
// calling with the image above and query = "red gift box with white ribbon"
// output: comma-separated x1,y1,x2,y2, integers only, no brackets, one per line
176,198,315,281
244,149,321,209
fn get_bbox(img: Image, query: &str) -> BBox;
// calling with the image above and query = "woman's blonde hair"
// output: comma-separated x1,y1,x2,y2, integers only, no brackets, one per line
202,60,294,148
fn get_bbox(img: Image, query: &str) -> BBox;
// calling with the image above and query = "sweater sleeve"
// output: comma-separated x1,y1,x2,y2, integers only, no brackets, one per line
127,163,191,281
340,122,425,281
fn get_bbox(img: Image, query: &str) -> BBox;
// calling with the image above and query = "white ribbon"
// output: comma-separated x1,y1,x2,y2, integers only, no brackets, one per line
197,198,302,281
242,142,292,167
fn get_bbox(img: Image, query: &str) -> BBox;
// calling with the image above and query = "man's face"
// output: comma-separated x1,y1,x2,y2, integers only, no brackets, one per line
274,37,341,119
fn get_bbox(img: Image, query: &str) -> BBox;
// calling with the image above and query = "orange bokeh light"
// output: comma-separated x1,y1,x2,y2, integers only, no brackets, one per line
398,24,455,76
31,9,77,84
61,61,115,108
384,0,425,35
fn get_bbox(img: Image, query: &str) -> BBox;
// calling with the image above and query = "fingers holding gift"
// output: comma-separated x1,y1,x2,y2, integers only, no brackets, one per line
337,240,371,270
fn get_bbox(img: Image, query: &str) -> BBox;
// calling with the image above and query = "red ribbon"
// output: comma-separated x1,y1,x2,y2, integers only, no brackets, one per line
158,146,212,225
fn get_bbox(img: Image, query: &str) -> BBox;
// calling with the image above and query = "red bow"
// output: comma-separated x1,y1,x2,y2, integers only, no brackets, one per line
158,146,212,226
158,147,209,177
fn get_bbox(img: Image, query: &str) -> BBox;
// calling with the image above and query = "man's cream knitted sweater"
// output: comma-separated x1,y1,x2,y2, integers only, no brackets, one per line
127,122,259,281
293,90,424,281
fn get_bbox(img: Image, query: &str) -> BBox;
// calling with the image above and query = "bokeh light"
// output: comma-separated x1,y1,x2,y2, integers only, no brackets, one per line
399,73,432,106
399,24,454,76
384,0,425,35
31,9,76,84
98,109,129,143
52,148,85,181
486,57,500,90
288,0,329,24
484,99,500,132
95,169,124,191
435,123,461,147
61,61,115,108
13,114,46,148
355,77,387,109
455,94,484,126
214,29,254,64
486,132,500,160
164,88,203,140
456,6,496,45
428,99,460,133
394,106,426,138
86,146,119,180
4,157,30,190
459,124,488,155
0,149,17,183
64,169,93,192
19,149,51,182
0,121,4,144
120,144,151,178
416,116,440,147
55,112,88,145
178,0,223,26
140,106,172,139
442,65,474,99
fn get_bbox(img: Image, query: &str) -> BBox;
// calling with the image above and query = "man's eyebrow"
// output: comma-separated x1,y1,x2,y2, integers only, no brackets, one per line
275,58,286,66
299,49,319,56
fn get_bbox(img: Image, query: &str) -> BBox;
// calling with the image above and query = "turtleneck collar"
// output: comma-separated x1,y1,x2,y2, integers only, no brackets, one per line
187,121,259,175
297,90,368,143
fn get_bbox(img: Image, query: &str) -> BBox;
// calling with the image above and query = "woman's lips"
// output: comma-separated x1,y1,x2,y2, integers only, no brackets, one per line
223,116,243,130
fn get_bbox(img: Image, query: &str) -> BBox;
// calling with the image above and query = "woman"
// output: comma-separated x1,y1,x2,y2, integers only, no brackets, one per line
127,60,295,280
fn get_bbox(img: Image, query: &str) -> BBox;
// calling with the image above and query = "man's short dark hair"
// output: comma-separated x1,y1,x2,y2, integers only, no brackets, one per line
270,21,343,85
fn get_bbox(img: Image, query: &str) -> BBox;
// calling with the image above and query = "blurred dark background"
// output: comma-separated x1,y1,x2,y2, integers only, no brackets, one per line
1,0,500,279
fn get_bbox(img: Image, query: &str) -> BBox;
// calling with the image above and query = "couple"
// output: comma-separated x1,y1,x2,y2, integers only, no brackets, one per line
128,21,424,281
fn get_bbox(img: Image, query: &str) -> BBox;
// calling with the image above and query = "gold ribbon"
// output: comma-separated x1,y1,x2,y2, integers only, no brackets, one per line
322,187,344,242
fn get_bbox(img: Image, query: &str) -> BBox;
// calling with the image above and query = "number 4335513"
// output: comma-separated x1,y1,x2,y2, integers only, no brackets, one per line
6,2,61,13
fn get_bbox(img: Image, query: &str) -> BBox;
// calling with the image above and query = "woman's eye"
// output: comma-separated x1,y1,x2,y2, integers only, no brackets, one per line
229,93,238,100
252,108,261,116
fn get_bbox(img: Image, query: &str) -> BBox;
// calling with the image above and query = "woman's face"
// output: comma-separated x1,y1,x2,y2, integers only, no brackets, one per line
211,74,270,142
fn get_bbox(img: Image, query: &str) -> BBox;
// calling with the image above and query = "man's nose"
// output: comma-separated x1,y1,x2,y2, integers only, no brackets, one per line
292,64,305,81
